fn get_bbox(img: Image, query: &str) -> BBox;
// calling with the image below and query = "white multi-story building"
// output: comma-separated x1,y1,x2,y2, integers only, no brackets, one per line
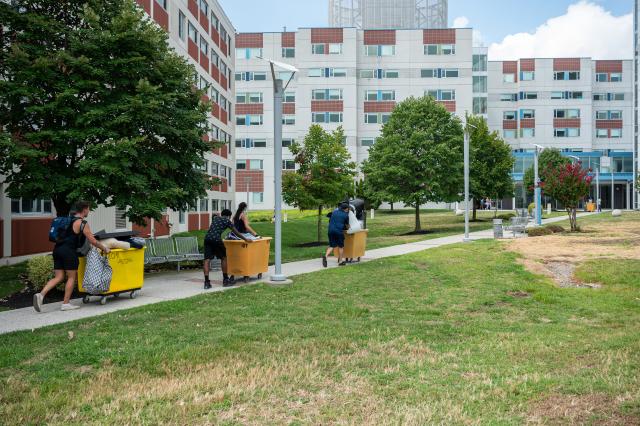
329,0,448,30
1,0,236,261
234,27,474,209
489,58,635,209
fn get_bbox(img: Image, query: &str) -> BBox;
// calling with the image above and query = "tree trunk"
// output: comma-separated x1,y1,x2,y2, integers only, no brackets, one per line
317,205,323,243
472,199,477,221
494,196,498,218
567,207,578,232
414,200,421,232
390,202,394,211
52,195,71,217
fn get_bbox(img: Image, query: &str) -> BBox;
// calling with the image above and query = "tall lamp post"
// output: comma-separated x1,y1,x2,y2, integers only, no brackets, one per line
533,144,545,226
262,58,298,283
463,121,477,242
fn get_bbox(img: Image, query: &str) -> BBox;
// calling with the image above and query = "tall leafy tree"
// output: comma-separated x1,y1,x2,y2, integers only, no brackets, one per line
467,115,515,220
523,148,570,196
542,162,592,231
0,0,215,222
363,96,464,233
282,125,356,242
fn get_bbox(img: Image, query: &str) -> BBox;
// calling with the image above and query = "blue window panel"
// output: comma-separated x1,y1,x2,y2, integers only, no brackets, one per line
377,69,383,79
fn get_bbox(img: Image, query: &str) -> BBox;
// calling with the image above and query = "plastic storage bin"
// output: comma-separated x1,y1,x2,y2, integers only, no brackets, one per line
586,202,596,212
224,237,272,283
334,229,368,262
78,248,145,305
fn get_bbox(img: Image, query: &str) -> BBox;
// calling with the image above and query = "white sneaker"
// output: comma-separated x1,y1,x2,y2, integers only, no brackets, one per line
60,303,80,311
33,293,44,312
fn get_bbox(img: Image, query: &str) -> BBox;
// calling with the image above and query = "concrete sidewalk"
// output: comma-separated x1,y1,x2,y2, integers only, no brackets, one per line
0,212,595,334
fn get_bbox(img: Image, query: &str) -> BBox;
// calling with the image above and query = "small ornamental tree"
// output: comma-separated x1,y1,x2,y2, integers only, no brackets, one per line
282,125,356,243
362,96,464,233
542,162,593,231
523,148,570,195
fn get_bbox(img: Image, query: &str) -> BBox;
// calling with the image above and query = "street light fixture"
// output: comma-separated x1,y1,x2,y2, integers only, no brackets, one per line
532,144,545,226
463,120,478,242
260,58,299,283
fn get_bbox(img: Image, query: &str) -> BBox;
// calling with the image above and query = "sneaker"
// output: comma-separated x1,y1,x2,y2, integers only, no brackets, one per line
33,293,43,313
60,303,80,311
322,255,328,268
204,281,212,290
222,279,235,288
339,261,347,266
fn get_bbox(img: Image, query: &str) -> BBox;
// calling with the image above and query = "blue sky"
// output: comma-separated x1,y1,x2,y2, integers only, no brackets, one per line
218,0,631,43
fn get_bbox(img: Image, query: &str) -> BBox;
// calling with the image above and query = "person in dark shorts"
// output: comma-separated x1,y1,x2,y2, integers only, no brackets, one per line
322,203,351,267
33,201,110,312
203,209,251,289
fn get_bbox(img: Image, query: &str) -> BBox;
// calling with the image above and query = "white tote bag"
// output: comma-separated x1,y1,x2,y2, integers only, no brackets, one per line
347,210,362,234
82,248,113,294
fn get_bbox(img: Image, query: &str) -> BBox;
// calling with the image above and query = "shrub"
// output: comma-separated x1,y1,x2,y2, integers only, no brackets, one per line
546,225,565,234
527,227,553,237
527,202,536,216
26,255,54,291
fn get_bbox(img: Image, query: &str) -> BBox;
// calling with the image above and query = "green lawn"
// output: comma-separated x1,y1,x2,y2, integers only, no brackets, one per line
0,262,26,311
178,209,513,263
1,239,638,424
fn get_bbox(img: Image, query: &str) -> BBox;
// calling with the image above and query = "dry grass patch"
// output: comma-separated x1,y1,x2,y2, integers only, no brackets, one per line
527,393,639,425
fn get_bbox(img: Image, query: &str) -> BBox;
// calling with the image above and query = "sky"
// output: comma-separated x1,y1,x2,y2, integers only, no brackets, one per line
217,0,634,60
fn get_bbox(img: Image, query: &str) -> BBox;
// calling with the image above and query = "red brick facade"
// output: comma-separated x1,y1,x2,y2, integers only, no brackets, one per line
311,28,343,44
136,0,151,14
502,120,517,130
554,58,581,71
437,100,456,112
188,39,199,61
520,119,536,129
236,104,264,115
11,218,54,257
236,33,264,48
283,103,296,114
188,0,198,18
520,58,536,72
311,100,343,112
364,101,396,113
364,30,396,45
282,32,296,48
595,60,623,73
554,118,581,128
236,170,265,192
423,29,456,44
595,120,623,129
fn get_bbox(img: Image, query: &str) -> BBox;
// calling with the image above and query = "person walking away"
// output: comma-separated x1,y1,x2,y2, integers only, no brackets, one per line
232,202,259,239
203,209,252,289
33,201,110,312
322,203,350,267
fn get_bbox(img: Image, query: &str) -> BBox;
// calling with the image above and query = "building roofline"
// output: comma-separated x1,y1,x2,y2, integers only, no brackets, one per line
236,27,471,35
488,57,633,62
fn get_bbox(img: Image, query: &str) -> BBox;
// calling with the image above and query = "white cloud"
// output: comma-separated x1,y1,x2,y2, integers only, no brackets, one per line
488,1,632,60
452,15,485,47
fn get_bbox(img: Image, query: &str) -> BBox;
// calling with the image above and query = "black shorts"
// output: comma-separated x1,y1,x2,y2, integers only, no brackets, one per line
204,239,226,260
328,232,345,248
53,246,79,271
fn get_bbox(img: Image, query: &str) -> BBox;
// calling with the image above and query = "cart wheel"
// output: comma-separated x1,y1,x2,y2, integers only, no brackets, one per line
130,290,138,299
357,257,361,262
258,273,263,279
113,293,120,299
82,295,90,304
100,296,107,305
243,276,249,283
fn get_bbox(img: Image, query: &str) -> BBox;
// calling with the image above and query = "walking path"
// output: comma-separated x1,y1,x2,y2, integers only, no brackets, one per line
0,213,597,334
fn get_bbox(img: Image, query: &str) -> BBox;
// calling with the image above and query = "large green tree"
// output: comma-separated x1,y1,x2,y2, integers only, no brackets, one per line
467,115,515,220
283,125,356,242
363,96,464,233
0,0,215,222
523,148,570,196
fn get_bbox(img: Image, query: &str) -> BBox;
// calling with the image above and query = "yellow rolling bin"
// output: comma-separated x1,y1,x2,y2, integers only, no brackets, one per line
334,229,368,263
78,248,145,305
224,237,272,283
586,202,596,212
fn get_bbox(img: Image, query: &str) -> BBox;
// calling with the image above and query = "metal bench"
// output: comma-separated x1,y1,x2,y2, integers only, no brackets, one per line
505,216,529,238
152,238,184,264
175,237,204,262
144,239,168,265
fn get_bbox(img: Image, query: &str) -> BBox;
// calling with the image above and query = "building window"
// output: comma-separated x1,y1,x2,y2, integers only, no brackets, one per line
282,138,294,147
249,159,263,170
199,37,208,55
610,73,622,82
553,91,583,100
360,138,376,147
472,97,487,115
520,109,535,119
503,111,516,120
312,112,343,123
364,113,390,124
312,44,325,54
422,68,459,79
365,45,395,56
519,92,537,100
503,73,515,83
472,54,487,72
187,22,198,43
236,48,263,60
11,198,52,215
178,11,186,41
282,115,295,125
328,43,342,54
156,0,167,10
283,160,296,170
426,89,455,101
211,12,219,31
554,128,580,137
520,71,535,81
235,139,267,149
597,110,622,120
610,128,622,138
199,0,208,15
252,192,264,203
365,90,395,101
236,115,263,126
554,109,580,118
503,130,517,139
179,210,186,224
236,92,263,104
199,198,209,212
425,44,455,55
472,76,487,93
596,129,609,138
500,93,518,102
312,89,343,100
596,73,608,82
235,71,267,81
308,68,346,78
282,47,295,58
284,92,295,103
236,160,246,170
520,128,535,138
554,71,580,81
308,68,323,77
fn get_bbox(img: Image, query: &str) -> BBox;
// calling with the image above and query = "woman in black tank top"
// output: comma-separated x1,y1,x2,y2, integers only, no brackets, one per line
232,202,258,237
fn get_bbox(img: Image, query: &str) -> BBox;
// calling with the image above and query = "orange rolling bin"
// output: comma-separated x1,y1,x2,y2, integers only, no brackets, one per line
224,237,272,283
334,229,368,263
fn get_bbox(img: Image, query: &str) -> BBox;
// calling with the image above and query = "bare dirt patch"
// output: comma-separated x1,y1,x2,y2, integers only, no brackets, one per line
508,216,640,288
526,393,639,425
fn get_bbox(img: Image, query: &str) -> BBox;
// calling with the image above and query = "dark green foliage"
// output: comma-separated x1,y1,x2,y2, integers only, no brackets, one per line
282,125,356,242
363,96,464,232
0,0,214,222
